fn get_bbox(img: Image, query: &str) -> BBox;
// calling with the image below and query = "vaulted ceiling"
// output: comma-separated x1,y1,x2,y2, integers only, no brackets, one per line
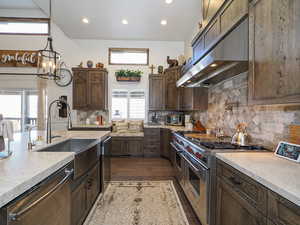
0,0,202,41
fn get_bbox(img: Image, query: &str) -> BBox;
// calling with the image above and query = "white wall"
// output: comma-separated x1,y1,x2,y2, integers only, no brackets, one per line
0,9,185,129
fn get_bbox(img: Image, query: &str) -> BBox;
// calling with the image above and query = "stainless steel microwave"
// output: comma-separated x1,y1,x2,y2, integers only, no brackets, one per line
166,114,184,126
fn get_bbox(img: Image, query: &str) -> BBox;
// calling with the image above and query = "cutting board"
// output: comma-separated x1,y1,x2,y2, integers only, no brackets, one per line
289,125,300,145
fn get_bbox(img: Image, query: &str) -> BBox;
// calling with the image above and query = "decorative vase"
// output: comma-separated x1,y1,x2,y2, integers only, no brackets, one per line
87,60,93,68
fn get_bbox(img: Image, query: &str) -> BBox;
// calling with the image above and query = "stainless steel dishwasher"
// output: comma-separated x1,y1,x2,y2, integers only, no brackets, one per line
0,162,74,225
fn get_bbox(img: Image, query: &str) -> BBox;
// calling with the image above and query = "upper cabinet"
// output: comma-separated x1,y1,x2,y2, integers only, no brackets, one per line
181,87,208,111
149,74,165,111
165,67,181,111
248,0,300,105
192,0,248,64
72,68,108,110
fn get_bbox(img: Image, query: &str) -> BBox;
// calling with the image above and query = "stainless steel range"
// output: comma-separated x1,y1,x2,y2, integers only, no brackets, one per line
170,131,267,225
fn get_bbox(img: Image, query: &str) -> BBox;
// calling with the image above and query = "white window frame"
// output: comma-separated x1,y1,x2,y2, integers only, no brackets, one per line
111,89,146,120
108,48,149,66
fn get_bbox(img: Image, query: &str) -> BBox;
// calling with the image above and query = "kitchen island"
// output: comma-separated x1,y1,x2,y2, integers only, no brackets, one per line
0,130,110,208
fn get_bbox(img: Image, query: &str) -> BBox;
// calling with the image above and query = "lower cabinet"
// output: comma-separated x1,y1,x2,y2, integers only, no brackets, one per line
216,160,300,225
71,162,100,225
216,177,267,225
144,128,161,157
111,137,144,157
161,128,171,159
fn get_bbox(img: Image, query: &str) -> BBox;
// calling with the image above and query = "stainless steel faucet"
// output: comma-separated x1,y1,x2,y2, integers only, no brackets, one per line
46,99,72,144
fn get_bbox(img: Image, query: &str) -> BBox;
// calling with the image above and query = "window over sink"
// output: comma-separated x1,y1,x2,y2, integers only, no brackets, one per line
111,90,145,120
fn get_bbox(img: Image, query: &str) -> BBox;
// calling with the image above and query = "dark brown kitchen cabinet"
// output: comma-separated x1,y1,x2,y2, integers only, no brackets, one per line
71,179,87,225
164,67,181,110
216,176,267,225
192,0,248,64
268,191,300,225
180,87,208,111
149,74,165,110
71,162,100,225
161,128,171,159
72,68,108,110
248,0,300,105
216,160,300,225
111,137,144,157
144,128,161,157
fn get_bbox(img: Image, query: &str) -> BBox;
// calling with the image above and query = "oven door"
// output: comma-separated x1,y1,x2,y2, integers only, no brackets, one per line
170,142,185,187
181,154,209,225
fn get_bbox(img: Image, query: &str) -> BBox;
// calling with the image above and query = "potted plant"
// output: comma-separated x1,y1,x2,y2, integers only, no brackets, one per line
115,69,142,82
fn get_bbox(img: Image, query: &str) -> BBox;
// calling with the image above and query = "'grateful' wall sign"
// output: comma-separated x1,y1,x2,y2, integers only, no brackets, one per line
0,50,38,68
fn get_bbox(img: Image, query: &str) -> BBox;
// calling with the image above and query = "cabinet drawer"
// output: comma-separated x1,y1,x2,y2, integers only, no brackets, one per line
268,191,300,225
217,160,268,214
144,128,161,136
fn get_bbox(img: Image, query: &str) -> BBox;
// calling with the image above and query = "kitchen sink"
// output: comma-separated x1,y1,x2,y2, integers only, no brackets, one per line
39,139,99,154
40,139,101,179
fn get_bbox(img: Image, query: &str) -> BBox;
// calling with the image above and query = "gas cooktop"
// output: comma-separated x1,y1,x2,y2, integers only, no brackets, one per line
199,142,266,150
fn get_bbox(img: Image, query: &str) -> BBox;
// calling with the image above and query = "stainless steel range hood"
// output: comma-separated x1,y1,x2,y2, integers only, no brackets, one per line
177,19,248,88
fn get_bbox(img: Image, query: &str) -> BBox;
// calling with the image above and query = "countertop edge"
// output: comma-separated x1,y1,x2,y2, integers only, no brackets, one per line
216,153,300,207
0,153,74,208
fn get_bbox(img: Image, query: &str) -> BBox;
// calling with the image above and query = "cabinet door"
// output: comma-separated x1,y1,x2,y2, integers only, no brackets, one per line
216,177,267,225
219,0,248,35
73,71,88,109
88,71,106,110
161,129,171,159
149,75,165,110
181,88,193,110
249,0,300,104
71,179,87,225
165,67,180,110
127,139,144,157
111,139,128,156
268,191,300,225
86,163,100,210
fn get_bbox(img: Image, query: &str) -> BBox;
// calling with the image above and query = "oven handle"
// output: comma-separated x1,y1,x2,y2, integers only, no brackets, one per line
170,142,183,153
9,168,74,221
181,153,208,178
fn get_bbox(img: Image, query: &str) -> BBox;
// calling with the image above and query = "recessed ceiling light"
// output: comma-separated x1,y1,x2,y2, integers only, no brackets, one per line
82,18,89,24
122,19,128,25
161,20,167,26
165,0,173,4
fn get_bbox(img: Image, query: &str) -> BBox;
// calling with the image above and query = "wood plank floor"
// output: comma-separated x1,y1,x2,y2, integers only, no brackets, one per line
111,157,202,225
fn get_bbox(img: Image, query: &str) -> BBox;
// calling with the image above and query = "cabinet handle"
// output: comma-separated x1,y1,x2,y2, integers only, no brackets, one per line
229,176,242,186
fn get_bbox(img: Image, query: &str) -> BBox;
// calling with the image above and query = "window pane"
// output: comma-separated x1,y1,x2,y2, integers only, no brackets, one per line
112,91,128,119
129,91,145,119
0,20,49,34
109,48,149,65
28,95,38,118
0,95,22,118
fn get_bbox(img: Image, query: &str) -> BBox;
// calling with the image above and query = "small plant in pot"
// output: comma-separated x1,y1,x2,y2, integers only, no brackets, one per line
115,69,142,82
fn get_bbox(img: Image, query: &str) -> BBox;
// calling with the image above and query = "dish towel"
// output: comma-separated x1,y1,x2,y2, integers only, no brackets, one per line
0,120,14,152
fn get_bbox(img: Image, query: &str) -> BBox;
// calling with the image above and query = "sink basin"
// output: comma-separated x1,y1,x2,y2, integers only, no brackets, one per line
39,139,98,154
39,139,101,179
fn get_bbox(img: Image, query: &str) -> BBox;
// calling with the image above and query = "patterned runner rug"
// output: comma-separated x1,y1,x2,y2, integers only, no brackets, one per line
86,180,190,225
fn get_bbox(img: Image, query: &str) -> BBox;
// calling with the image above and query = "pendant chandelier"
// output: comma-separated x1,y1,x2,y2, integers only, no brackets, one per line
37,0,61,80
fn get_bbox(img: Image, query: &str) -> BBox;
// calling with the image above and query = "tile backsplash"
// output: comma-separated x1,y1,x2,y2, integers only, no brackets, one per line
193,72,300,150
76,110,109,125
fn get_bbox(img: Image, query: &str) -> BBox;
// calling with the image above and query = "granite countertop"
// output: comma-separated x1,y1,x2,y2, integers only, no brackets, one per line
0,130,110,208
216,152,300,207
110,132,144,137
144,124,193,132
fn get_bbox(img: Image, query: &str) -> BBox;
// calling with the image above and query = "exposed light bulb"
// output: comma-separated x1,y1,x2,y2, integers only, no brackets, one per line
122,19,128,25
161,20,167,26
82,18,89,24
